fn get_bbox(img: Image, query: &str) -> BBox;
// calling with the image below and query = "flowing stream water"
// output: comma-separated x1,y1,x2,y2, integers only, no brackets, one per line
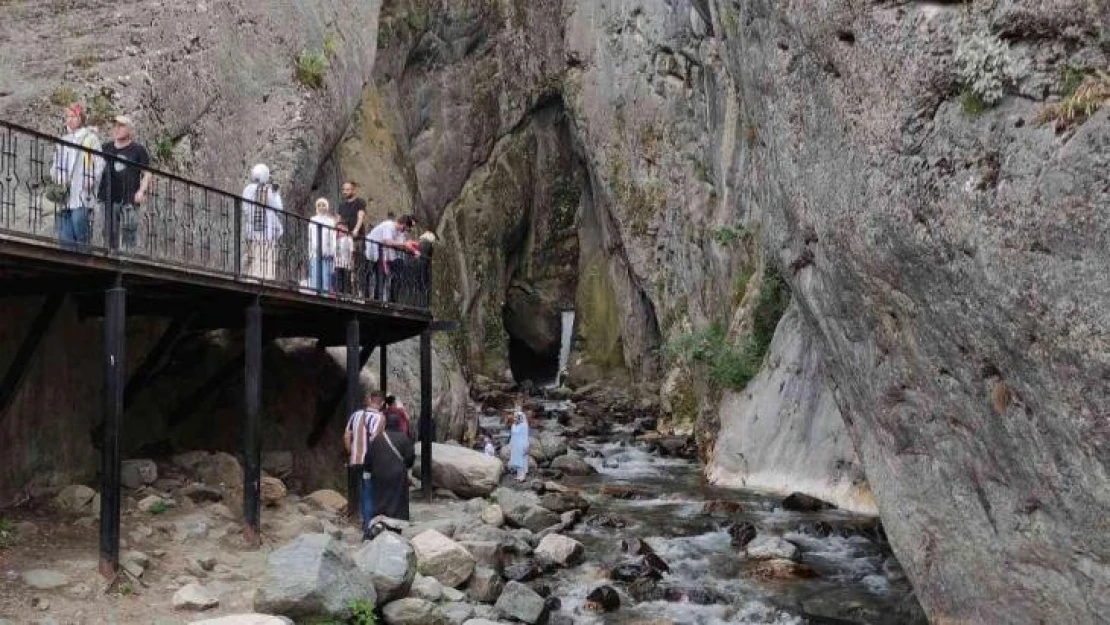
482,409,925,625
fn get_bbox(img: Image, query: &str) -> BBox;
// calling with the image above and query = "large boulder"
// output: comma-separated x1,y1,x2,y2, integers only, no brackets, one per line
411,529,476,588
253,534,375,620
121,459,158,490
494,581,546,624
502,283,561,356
549,454,596,476
533,432,568,461
539,492,589,514
353,531,417,603
415,444,503,498
382,598,449,625
534,534,584,568
260,477,287,506
305,490,348,514
53,485,96,512
745,535,799,561
174,583,220,611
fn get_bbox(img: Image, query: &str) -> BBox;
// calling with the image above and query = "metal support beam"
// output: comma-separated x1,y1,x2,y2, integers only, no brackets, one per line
420,329,433,501
379,342,387,395
0,293,64,420
123,313,195,411
98,276,125,579
345,316,361,516
242,297,262,546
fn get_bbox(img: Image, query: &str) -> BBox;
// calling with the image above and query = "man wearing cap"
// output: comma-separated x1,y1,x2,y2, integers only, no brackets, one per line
98,115,151,250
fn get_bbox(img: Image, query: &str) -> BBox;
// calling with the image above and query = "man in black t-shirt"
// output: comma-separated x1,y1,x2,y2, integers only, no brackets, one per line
98,115,151,249
336,181,367,295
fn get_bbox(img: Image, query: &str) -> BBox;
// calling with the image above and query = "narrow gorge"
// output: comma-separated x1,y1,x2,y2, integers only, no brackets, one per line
0,0,1106,624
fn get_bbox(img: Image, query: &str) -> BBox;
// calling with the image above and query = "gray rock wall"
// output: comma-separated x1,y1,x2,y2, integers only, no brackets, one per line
707,303,873,514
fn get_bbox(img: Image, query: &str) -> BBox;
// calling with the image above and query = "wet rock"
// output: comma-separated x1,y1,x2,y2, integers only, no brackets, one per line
602,458,620,469
728,522,758,548
494,581,547,624
800,587,907,624
460,620,507,625
503,504,560,533
610,561,656,582
415,443,503,498
454,523,530,556
260,477,287,506
187,615,292,625
534,432,568,461
653,436,695,458
539,492,589,514
503,560,543,583
382,598,450,625
121,459,158,489
742,559,818,581
411,529,476,588
22,569,69,589
253,534,375,620
782,492,836,512
174,583,220,611
354,531,417,603
443,585,466,602
598,485,652,500
458,541,504,572
402,518,458,540
534,534,584,567
626,577,663,602
442,602,475,625
585,514,627,529
584,585,620,612
481,504,505,527
467,566,504,603
53,485,96,512
138,494,168,513
746,535,799,561
410,573,444,601
702,500,744,514
549,454,596,476
305,489,347,514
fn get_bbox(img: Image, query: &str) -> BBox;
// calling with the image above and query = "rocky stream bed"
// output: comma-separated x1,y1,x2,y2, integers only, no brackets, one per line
0,394,926,625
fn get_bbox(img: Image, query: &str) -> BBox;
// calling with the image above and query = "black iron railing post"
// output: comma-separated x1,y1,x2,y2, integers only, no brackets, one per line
242,296,262,546
234,197,242,278
420,328,433,501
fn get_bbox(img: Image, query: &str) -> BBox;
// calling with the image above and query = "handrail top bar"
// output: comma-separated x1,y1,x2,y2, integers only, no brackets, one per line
0,118,418,254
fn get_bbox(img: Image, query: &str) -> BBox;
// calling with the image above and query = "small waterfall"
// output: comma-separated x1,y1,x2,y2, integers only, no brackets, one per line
552,309,575,387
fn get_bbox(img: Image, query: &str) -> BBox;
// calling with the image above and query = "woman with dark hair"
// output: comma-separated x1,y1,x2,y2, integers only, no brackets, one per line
384,395,412,439
364,413,415,521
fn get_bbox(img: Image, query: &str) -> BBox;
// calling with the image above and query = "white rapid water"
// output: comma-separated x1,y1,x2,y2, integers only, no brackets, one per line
550,309,575,387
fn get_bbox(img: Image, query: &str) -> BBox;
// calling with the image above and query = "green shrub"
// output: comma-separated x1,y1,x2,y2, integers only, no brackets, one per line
323,33,340,59
959,89,986,117
88,93,116,127
295,50,328,89
348,599,377,625
1061,66,1088,98
665,267,789,391
49,86,78,108
154,137,174,163
0,518,16,548
711,224,745,246
405,9,429,32
71,54,97,70
147,500,168,515
118,581,134,596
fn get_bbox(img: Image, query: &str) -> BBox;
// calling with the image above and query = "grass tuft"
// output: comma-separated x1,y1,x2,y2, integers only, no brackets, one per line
959,89,986,117
1036,70,1110,130
49,86,78,108
295,50,328,89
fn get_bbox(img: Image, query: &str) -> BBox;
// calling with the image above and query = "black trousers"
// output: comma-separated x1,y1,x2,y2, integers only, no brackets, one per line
347,464,362,518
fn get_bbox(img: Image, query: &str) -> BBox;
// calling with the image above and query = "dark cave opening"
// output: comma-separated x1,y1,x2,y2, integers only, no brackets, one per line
508,335,560,387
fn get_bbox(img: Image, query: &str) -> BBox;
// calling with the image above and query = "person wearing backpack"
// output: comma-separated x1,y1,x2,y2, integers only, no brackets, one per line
241,164,285,280
50,104,104,248
344,391,384,531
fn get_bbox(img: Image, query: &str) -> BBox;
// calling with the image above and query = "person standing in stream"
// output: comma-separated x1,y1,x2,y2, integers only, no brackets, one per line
507,395,531,482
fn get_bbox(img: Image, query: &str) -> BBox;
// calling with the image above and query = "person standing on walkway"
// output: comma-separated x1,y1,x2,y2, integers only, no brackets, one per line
97,115,151,250
364,413,415,522
241,163,285,281
334,223,354,295
507,395,531,482
308,197,337,293
336,181,367,295
384,395,412,439
51,103,103,248
366,214,415,301
344,391,385,530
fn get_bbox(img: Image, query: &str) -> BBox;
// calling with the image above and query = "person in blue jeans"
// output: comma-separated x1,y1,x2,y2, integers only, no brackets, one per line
51,103,103,249
343,391,384,531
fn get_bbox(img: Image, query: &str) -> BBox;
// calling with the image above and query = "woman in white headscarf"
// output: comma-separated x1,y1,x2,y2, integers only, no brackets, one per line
241,164,284,280
507,394,530,482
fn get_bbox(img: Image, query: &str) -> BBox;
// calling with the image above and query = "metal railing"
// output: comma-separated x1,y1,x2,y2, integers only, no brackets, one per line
0,119,430,310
